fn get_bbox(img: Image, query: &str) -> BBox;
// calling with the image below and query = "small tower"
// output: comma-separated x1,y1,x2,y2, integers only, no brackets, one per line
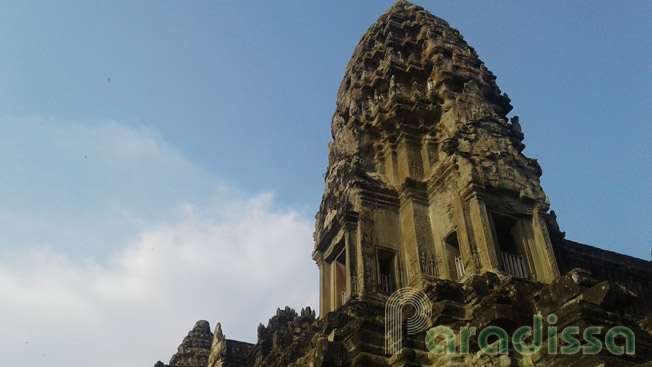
313,1,559,315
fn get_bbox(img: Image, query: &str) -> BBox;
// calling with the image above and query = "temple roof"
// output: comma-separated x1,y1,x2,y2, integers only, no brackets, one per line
331,0,512,138
317,2,539,239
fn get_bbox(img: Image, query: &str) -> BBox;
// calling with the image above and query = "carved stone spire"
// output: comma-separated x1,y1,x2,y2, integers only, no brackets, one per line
167,320,213,367
314,1,558,316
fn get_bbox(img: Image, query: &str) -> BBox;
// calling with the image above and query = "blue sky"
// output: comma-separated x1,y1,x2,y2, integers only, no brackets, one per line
1,1,650,366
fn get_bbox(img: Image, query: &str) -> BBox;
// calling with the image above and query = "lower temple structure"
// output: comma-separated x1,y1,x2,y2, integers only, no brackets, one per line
158,267,652,367
155,1,652,366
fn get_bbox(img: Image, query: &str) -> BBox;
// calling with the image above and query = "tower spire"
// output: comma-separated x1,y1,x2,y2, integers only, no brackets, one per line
313,2,559,316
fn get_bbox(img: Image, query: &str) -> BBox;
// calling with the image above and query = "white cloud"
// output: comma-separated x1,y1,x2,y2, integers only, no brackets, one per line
0,119,318,367
0,117,220,258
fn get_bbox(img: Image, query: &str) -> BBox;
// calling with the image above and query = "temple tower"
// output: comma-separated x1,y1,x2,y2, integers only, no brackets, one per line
313,1,560,315
156,3,652,366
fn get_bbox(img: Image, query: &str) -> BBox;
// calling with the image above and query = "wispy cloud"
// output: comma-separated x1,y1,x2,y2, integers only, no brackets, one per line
0,117,220,258
0,118,318,367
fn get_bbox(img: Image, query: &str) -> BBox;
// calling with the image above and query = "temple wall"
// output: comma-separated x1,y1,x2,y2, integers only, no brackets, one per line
553,238,652,316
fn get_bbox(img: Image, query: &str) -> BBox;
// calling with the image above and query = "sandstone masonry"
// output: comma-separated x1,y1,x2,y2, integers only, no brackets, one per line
155,2,652,366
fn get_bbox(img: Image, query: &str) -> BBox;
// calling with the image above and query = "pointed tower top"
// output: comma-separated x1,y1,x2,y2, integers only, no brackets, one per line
314,1,556,316
329,0,512,162
381,1,429,23
389,0,415,9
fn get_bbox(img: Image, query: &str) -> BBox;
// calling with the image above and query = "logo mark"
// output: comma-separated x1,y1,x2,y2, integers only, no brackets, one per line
385,287,432,354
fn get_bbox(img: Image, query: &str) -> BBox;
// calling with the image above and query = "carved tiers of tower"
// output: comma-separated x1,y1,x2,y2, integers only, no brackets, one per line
314,1,559,316
166,320,214,367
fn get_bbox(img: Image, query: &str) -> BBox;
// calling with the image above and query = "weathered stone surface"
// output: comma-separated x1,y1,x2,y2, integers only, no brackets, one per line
155,1,652,366
247,306,317,367
158,271,652,366
313,0,561,319
156,320,213,367
207,322,253,367
553,238,652,316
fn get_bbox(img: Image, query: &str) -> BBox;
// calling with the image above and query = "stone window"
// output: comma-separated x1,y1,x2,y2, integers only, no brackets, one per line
334,249,347,307
377,248,397,294
445,231,464,280
492,213,518,255
490,212,529,278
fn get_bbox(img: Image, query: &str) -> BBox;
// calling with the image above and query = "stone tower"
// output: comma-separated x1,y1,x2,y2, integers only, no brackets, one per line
313,0,559,315
156,2,652,366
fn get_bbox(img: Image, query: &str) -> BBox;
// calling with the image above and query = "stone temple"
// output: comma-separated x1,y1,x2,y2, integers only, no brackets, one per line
155,2,652,366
